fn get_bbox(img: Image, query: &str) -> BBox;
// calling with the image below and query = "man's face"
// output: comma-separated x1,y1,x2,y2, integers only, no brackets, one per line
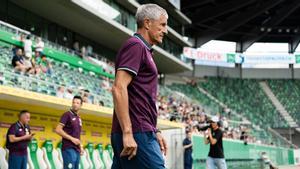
16,49,22,56
211,122,218,130
20,113,30,125
72,98,82,112
147,14,168,45
187,132,192,139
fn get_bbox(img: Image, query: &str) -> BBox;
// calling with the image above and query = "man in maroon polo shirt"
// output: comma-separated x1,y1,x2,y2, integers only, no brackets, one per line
55,96,84,169
6,110,34,169
111,3,168,169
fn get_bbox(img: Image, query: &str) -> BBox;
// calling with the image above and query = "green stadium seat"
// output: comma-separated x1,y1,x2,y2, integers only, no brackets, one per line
42,140,63,169
80,148,92,169
28,139,48,169
95,144,106,169
0,147,8,169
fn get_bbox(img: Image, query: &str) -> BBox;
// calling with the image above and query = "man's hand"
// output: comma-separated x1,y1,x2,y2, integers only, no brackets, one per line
156,132,167,156
80,145,84,156
120,133,137,160
71,138,81,146
23,133,34,140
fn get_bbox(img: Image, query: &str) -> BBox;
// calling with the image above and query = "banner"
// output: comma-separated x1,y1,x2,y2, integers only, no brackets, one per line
242,54,294,64
183,47,236,67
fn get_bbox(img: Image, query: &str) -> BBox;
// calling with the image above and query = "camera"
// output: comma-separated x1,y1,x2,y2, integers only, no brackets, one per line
197,121,212,131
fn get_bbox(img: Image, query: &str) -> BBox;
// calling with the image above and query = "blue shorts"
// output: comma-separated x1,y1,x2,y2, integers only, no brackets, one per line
62,148,80,169
111,132,165,169
8,154,27,169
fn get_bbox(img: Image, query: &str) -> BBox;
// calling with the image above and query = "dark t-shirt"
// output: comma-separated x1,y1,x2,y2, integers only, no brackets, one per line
12,55,24,67
112,33,158,133
183,137,193,164
7,122,31,156
208,128,224,158
59,110,82,152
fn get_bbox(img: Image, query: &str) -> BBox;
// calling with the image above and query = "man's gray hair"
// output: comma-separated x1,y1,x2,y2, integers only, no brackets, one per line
135,4,168,28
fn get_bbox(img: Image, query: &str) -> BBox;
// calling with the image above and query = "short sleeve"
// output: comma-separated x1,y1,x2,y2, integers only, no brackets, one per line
183,138,190,146
116,42,144,76
7,124,16,135
213,130,223,141
59,113,69,126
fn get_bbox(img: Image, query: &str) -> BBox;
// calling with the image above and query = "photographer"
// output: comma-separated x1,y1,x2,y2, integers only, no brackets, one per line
204,116,227,169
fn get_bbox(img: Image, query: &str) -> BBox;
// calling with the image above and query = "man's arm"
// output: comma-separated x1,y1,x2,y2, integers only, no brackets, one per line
208,134,217,145
208,129,222,145
112,70,137,160
183,143,192,149
55,124,80,145
8,134,33,143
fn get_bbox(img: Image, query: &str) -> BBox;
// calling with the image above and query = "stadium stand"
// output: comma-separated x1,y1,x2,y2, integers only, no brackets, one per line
0,1,299,167
268,80,300,126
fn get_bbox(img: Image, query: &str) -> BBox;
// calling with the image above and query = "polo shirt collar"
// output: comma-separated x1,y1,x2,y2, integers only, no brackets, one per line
133,33,153,52
17,121,25,128
69,109,78,116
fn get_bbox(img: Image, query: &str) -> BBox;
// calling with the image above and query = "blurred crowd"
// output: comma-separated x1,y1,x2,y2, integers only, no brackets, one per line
157,93,258,144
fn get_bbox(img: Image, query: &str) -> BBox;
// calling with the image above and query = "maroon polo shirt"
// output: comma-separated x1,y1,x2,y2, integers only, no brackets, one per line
7,121,31,156
59,110,82,152
112,33,159,133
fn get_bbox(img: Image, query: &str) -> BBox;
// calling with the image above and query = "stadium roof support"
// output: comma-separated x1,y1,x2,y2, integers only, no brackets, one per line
192,0,256,24
236,0,300,52
289,36,300,53
195,0,283,47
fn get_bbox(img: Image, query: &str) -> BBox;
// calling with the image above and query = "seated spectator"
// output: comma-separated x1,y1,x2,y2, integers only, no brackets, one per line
101,77,111,91
56,86,65,98
82,89,92,104
64,88,74,100
34,37,44,54
11,48,33,73
36,54,52,75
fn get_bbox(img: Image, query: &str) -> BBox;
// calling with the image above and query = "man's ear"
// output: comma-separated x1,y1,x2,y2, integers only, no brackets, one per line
144,18,150,30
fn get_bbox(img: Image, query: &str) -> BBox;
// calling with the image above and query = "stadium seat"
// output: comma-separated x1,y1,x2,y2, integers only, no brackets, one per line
28,139,48,169
95,144,106,169
42,140,63,169
80,149,92,169
85,143,96,169
102,144,113,169
0,147,8,169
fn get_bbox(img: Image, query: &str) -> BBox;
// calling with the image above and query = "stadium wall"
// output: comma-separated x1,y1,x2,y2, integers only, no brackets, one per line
192,134,295,168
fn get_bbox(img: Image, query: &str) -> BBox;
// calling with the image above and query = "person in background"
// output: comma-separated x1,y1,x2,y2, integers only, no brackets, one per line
73,41,80,56
183,130,193,169
56,86,66,98
34,37,44,55
12,48,26,73
6,110,34,169
37,54,52,75
64,88,74,100
12,48,34,74
204,116,227,169
22,35,33,68
101,77,111,92
80,46,86,59
55,96,84,169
